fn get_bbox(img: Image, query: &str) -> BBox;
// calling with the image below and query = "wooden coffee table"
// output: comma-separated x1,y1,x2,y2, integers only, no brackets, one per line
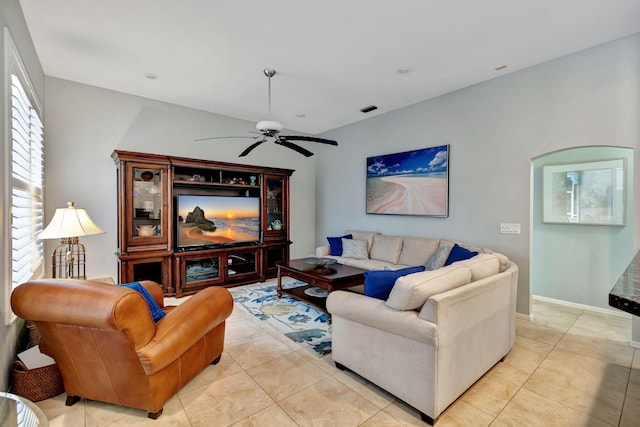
276,258,366,314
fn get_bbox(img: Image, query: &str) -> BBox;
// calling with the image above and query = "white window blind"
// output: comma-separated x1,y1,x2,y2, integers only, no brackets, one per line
9,45,44,290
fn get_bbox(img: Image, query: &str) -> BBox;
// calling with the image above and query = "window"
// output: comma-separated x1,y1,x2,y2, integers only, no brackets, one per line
3,29,44,323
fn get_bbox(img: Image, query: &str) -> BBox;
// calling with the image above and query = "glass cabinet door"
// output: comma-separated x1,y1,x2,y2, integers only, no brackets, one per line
185,256,221,286
127,164,169,248
265,176,286,237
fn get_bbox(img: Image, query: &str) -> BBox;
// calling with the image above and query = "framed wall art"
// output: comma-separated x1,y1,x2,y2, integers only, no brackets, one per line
542,158,626,225
366,145,449,217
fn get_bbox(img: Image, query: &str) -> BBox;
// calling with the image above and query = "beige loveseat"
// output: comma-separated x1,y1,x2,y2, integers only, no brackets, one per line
323,230,518,425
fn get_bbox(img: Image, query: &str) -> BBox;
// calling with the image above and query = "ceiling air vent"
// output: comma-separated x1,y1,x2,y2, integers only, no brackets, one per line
360,105,378,113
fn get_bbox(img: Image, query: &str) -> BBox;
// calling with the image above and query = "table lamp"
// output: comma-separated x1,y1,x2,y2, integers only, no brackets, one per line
38,201,106,279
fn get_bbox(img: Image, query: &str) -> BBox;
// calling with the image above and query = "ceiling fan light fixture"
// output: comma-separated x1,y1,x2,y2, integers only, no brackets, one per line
256,120,283,132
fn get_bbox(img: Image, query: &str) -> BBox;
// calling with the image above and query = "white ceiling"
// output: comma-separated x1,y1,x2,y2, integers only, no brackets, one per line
19,0,640,135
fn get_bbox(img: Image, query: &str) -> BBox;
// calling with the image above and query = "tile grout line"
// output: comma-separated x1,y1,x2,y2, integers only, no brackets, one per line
490,310,581,425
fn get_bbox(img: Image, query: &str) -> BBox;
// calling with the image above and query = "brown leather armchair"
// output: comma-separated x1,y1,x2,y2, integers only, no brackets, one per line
11,279,233,419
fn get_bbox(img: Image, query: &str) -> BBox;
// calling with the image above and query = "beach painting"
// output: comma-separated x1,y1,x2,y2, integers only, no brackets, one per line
366,145,449,216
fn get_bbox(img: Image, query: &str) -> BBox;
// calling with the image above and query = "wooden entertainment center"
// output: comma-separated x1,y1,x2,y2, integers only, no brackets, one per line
112,150,293,296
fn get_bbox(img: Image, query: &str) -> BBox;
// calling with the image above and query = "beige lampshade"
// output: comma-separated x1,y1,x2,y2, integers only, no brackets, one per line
39,201,106,239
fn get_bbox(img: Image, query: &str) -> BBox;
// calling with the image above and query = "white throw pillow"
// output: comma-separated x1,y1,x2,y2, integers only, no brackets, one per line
341,238,369,259
345,230,379,254
386,265,471,311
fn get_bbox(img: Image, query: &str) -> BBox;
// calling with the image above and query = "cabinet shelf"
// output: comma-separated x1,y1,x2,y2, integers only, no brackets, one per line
173,180,259,190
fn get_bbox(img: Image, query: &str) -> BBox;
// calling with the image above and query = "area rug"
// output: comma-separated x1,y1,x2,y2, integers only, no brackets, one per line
229,279,331,356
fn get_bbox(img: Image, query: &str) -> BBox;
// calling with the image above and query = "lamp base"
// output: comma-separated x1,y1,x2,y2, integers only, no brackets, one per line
51,237,86,279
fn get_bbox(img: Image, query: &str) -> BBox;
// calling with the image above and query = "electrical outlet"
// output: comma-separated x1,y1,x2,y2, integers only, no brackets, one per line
500,223,521,234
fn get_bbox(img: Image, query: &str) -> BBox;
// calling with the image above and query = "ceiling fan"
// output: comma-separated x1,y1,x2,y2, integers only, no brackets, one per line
194,68,338,157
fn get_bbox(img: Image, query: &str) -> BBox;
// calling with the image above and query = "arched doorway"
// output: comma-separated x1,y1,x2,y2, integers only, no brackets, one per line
530,146,634,311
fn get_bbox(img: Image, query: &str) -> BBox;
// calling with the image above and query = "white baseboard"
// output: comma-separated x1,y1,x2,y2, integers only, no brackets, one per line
631,340,640,349
532,294,631,319
515,312,531,321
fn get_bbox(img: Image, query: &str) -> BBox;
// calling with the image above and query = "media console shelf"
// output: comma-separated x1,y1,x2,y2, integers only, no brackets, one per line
112,150,293,296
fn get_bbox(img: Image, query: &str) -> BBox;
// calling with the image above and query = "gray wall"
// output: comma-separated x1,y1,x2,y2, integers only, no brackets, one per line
44,77,318,281
316,33,640,316
0,0,44,392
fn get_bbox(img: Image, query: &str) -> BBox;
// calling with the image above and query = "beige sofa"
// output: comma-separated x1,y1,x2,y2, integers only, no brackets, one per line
316,230,500,271
323,230,518,425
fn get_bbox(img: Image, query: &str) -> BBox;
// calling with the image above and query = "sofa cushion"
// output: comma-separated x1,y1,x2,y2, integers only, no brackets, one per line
444,243,478,266
342,238,369,259
370,235,404,264
386,265,472,311
118,281,166,322
425,244,453,271
335,257,409,271
364,265,426,300
452,253,500,281
345,230,379,254
397,237,440,267
327,234,352,256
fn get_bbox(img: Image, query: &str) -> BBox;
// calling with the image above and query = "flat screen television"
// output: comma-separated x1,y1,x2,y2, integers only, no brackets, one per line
175,194,261,250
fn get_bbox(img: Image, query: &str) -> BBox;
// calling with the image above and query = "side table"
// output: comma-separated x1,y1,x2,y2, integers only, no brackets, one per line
0,392,48,426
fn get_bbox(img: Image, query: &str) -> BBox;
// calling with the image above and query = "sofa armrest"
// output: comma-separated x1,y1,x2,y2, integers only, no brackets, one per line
419,266,518,396
137,286,233,375
139,280,165,308
316,245,330,257
326,291,436,344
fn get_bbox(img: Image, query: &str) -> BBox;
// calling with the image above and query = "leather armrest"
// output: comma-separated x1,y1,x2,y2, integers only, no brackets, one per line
139,280,165,308
136,286,233,374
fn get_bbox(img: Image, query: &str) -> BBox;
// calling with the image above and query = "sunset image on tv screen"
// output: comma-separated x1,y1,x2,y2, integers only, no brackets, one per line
177,195,260,247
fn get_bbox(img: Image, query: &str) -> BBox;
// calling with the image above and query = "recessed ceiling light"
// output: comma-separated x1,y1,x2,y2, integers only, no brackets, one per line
144,72,159,80
396,67,412,74
495,65,508,71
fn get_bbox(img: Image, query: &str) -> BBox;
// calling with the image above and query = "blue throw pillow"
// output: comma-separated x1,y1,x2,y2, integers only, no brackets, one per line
364,265,426,300
118,282,166,322
444,243,478,266
327,234,352,256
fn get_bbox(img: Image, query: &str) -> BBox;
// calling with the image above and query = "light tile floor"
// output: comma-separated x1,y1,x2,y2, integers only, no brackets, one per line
35,298,639,427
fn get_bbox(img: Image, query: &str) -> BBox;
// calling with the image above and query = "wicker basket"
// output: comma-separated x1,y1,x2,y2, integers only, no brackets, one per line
26,320,41,347
11,360,65,402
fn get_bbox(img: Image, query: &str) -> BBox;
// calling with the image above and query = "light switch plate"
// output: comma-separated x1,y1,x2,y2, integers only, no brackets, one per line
500,223,521,234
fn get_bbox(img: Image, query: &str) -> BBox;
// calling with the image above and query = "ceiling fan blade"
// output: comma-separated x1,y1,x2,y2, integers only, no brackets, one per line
194,133,262,142
279,135,338,146
239,138,267,157
274,139,314,157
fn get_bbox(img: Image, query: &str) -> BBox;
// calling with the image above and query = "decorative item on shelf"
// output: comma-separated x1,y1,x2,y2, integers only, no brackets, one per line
143,200,155,213
189,174,202,182
38,201,106,279
270,220,282,230
137,225,157,237
140,171,154,181
224,177,246,185
250,176,257,185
